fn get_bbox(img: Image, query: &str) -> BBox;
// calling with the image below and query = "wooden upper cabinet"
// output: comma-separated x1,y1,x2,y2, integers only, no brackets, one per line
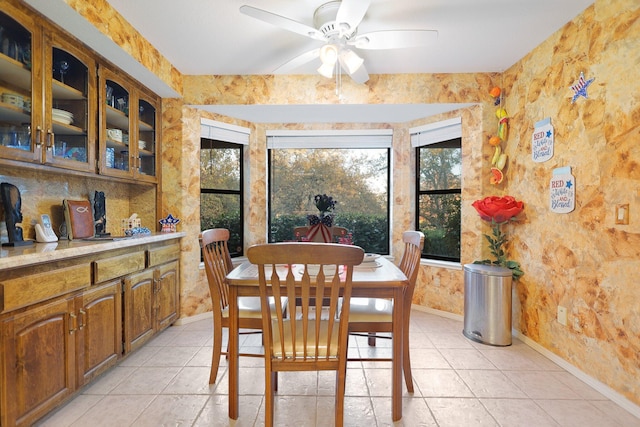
0,2,160,183
0,7,96,173
43,32,96,172
98,65,159,183
0,6,42,164
135,89,159,183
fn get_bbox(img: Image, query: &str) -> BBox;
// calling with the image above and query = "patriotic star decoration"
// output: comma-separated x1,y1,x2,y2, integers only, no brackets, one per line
570,72,594,103
566,180,573,189
159,213,180,232
159,213,180,226
546,129,553,138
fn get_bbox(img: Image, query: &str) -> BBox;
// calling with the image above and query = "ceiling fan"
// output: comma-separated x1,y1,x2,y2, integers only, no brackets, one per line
239,0,438,84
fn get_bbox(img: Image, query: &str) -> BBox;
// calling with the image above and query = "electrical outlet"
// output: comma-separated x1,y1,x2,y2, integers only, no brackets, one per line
557,306,567,326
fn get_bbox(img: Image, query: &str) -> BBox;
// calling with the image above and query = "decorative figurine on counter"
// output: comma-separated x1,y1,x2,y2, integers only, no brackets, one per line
92,190,110,237
159,213,180,233
1,182,33,246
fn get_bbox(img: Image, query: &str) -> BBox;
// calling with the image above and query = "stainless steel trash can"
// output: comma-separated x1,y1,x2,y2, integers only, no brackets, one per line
463,264,513,346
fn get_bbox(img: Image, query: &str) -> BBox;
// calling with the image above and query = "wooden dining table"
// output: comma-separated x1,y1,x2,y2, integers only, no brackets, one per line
225,255,409,422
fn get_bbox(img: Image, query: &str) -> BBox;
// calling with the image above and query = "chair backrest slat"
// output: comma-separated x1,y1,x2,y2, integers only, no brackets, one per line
201,229,234,311
398,231,425,305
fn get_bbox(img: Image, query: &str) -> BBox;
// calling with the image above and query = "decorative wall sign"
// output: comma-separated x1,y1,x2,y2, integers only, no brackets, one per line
570,72,594,103
550,166,575,213
532,117,554,163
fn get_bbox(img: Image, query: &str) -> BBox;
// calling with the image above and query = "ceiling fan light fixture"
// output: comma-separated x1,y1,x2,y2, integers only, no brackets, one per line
317,61,335,78
339,48,364,74
319,43,338,65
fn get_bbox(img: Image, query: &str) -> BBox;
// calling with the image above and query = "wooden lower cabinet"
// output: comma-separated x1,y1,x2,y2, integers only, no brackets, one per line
123,260,179,353
0,238,181,426
0,295,77,427
155,260,179,331
123,268,155,353
0,282,123,426
76,280,122,386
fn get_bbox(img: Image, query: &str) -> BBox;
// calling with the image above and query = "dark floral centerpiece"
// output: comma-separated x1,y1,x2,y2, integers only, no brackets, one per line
307,194,337,227
472,195,525,280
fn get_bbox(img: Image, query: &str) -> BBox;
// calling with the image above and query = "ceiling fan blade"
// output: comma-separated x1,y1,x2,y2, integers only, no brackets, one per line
240,5,325,41
351,30,438,50
348,62,369,84
274,47,321,73
336,0,371,34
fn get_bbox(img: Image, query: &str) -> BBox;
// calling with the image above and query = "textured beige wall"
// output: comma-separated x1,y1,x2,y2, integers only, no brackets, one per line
499,0,640,405
0,165,155,241
63,0,182,95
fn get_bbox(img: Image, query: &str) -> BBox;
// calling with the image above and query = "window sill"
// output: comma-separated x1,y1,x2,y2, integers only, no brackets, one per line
420,258,462,270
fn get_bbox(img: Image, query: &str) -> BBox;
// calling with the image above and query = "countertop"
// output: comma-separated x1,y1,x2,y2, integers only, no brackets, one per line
0,232,186,271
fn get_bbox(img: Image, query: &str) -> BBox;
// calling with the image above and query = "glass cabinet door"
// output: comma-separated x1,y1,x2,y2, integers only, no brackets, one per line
45,36,95,172
136,96,157,180
99,68,133,177
0,9,39,163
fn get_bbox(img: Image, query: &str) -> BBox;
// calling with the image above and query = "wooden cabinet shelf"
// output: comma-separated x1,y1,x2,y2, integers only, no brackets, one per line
105,138,129,150
105,104,129,129
0,101,29,122
51,80,85,100
52,120,85,135
139,119,153,132
0,52,31,90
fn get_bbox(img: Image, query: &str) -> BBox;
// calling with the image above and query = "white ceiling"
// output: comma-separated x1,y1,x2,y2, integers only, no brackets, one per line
105,0,594,76
26,0,594,123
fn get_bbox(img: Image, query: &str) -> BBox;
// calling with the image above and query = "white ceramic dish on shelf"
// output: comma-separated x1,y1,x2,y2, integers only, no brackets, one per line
52,108,74,125
106,128,122,142
2,93,24,108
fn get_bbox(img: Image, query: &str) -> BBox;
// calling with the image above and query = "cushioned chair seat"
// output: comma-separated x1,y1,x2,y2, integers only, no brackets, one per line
221,297,286,319
347,297,393,322
271,319,341,358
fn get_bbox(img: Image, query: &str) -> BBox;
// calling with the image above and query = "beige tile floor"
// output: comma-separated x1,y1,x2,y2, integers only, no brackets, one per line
37,310,640,427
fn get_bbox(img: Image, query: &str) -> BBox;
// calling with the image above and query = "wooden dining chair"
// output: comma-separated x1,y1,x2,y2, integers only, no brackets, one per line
346,230,425,392
247,242,365,427
200,228,288,384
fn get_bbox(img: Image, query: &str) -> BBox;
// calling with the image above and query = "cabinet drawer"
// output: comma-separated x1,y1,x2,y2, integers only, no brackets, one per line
0,264,90,313
93,251,146,283
147,243,180,267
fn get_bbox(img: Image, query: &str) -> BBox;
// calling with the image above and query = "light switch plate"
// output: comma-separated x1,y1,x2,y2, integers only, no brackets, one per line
557,306,567,326
615,204,629,225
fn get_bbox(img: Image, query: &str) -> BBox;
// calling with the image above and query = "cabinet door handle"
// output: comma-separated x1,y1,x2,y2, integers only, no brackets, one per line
69,312,77,334
46,129,55,150
35,126,43,146
78,309,86,330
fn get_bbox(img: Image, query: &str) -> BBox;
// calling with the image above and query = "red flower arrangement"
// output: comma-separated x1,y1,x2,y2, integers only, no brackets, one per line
472,195,525,280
